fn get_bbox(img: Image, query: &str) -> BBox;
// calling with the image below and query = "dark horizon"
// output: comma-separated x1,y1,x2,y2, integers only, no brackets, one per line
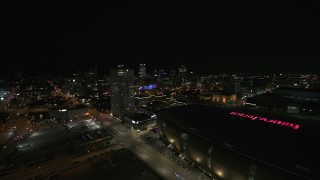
4,61,320,78
2,1,320,77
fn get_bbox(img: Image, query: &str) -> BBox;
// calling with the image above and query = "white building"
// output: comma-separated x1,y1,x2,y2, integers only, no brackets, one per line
110,65,135,117
138,64,146,78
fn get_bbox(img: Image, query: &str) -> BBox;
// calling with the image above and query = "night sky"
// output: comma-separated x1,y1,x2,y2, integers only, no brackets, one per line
3,1,320,76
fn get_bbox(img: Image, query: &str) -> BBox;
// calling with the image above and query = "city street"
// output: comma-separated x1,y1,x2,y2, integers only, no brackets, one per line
1,98,214,180
107,117,213,180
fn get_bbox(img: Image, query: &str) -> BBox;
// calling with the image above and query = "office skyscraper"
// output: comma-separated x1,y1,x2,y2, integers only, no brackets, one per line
138,64,146,78
178,65,187,84
110,65,135,117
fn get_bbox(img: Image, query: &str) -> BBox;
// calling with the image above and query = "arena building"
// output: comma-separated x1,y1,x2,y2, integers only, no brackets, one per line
156,105,319,180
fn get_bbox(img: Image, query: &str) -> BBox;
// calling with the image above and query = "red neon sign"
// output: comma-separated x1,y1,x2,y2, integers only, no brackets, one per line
230,112,300,130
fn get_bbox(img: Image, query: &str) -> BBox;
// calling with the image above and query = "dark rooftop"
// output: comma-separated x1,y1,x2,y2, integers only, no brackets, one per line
124,113,150,121
158,105,320,178
275,87,320,93
246,93,290,108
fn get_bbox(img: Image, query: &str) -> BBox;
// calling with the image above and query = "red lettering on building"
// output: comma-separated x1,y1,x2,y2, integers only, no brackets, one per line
230,112,300,130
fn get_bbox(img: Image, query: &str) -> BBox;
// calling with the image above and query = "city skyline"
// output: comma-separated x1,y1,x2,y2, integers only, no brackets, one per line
1,2,320,179
1,51,320,179
2,1,320,77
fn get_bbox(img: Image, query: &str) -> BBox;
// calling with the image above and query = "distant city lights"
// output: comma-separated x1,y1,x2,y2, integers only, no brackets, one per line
138,84,157,91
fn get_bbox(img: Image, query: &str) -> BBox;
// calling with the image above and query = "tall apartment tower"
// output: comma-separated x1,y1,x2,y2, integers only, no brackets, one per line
178,65,187,83
110,65,135,117
138,64,146,78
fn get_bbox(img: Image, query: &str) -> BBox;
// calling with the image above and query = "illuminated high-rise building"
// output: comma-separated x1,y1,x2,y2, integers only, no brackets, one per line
110,65,135,117
89,66,98,79
178,65,187,74
139,64,146,78
178,65,188,83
